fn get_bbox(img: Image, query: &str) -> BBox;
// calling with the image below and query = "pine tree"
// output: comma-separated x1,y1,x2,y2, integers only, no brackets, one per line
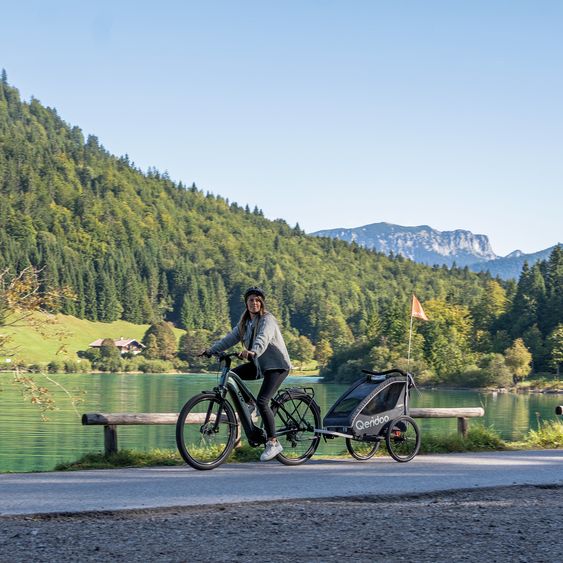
542,246,563,335
96,273,122,322
547,324,563,376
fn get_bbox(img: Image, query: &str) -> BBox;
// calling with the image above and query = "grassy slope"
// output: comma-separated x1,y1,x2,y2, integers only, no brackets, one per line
1,313,184,364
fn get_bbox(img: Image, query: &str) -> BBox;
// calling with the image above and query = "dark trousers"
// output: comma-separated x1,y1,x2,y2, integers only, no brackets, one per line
232,363,289,440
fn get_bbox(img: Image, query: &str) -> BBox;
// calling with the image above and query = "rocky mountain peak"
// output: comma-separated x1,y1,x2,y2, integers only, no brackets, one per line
312,222,497,267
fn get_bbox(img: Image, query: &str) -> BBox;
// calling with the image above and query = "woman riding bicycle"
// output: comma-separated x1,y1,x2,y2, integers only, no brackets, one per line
204,286,291,461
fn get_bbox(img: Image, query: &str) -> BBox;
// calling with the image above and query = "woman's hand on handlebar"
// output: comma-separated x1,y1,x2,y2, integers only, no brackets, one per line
199,349,213,358
239,349,255,361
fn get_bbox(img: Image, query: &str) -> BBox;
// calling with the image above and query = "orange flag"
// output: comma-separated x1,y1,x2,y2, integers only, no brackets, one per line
411,294,429,321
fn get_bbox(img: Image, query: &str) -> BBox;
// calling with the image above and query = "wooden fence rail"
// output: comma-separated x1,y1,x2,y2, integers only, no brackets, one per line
82,407,485,456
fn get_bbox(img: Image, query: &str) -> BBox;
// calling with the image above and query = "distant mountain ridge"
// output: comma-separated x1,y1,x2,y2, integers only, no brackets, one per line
311,222,558,279
468,246,559,279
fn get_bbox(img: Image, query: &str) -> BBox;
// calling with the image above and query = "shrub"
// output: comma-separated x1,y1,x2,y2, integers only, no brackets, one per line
172,357,189,371
526,420,563,449
452,355,513,388
47,360,64,373
63,359,82,373
138,359,174,373
77,358,92,373
97,357,124,373
122,356,143,372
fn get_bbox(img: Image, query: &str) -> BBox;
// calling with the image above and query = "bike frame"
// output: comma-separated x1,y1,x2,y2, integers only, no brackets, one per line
211,353,266,446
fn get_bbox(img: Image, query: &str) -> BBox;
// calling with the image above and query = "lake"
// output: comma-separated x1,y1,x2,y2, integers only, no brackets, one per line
1,372,562,473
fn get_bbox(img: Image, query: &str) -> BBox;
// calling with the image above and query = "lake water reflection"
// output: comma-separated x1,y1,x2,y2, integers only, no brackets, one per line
1,373,561,472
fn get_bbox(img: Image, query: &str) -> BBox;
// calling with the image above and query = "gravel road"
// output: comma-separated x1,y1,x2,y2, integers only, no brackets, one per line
1,484,561,562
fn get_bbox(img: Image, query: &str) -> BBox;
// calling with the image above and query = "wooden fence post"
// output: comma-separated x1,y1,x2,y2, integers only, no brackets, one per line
104,425,118,456
457,417,468,438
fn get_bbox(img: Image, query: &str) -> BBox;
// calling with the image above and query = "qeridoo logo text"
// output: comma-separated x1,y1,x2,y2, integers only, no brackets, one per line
355,415,389,430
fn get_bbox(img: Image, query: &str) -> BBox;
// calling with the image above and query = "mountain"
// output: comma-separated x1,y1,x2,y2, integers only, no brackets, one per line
468,245,560,280
0,76,491,352
2,75,561,381
312,222,558,279
312,222,497,267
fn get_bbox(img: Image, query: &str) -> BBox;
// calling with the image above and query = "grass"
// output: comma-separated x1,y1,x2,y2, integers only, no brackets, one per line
516,376,563,392
51,422,563,472
525,420,563,448
419,425,507,454
54,425,513,471
55,443,262,471
55,449,185,471
1,312,185,365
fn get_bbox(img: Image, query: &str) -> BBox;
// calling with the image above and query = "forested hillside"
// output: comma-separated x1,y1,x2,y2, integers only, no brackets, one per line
1,75,561,382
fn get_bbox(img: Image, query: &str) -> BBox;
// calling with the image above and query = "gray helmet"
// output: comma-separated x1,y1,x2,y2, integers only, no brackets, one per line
243,286,265,301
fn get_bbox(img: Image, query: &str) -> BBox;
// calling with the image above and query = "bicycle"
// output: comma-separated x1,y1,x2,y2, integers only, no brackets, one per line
176,352,322,470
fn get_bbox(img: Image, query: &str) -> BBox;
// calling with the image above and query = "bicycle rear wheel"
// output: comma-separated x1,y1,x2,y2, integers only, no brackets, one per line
176,393,237,470
345,438,380,461
385,415,420,462
272,393,321,465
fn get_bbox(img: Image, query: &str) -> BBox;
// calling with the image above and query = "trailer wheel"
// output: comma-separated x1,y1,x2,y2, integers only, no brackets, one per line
345,438,380,461
385,415,420,462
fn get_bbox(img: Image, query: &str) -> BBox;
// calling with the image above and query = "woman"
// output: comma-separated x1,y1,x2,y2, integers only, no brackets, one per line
205,286,291,461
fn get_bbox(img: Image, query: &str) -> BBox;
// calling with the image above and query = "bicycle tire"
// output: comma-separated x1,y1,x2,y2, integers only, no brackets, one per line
345,438,380,461
176,393,237,470
385,415,420,463
272,392,321,466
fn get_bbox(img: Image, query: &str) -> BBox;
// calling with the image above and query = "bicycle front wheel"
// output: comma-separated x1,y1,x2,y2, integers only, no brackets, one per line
272,393,321,465
385,415,420,462
176,393,237,470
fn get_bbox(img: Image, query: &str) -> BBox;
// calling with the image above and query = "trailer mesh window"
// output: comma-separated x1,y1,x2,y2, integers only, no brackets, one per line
360,382,404,416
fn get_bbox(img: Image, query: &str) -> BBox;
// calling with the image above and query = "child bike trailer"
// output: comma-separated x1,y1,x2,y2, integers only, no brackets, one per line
320,368,420,462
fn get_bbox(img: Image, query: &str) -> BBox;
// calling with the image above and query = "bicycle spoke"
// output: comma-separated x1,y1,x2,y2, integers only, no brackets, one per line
273,393,321,465
176,394,237,470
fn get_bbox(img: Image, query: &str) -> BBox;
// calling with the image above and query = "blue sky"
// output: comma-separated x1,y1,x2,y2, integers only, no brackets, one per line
2,1,562,256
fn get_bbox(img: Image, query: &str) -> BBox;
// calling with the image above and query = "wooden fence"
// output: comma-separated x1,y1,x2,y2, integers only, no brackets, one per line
83,407,485,456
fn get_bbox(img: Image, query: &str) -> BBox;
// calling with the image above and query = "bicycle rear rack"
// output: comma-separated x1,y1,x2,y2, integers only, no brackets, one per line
279,386,315,400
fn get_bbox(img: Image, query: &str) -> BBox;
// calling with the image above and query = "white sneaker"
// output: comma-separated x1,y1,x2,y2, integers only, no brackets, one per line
260,440,283,461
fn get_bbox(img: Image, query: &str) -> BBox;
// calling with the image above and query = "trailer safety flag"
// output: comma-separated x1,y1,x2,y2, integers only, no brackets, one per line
411,295,429,321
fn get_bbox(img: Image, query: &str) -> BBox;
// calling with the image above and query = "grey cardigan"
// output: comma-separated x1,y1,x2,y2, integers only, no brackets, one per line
209,312,291,374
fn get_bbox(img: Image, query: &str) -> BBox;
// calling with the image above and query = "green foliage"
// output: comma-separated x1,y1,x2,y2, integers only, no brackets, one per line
100,338,120,359
525,420,563,449
504,338,532,380
137,359,174,373
546,324,563,375
142,322,176,360
0,78,561,383
287,334,315,369
47,360,64,374
178,329,213,369
229,443,261,462
419,425,506,454
314,338,333,368
448,354,512,388
55,449,184,471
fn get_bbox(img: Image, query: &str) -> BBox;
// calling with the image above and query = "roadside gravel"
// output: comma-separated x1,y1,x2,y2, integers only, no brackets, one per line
1,484,561,562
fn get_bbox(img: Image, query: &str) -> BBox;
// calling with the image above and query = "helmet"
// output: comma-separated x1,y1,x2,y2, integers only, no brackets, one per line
243,286,266,301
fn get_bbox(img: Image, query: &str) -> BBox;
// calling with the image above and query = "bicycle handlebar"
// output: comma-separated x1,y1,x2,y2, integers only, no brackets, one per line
200,350,242,362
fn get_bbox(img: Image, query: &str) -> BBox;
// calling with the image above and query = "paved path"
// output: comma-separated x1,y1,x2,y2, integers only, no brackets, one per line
2,450,563,516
